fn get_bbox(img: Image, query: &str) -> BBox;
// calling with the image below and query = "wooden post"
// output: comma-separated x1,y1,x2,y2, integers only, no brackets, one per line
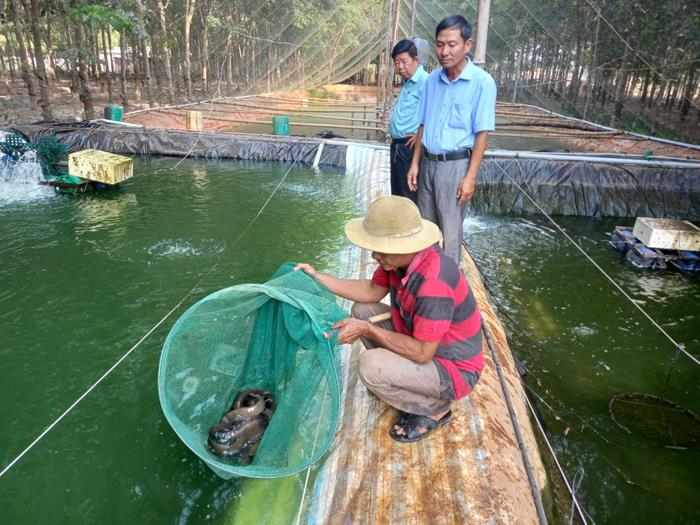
187,110,203,131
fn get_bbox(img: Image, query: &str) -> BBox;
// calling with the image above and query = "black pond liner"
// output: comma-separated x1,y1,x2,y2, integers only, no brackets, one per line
9,120,700,220
609,392,700,450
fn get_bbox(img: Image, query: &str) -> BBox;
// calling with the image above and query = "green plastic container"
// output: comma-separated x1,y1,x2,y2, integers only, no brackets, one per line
104,105,123,121
272,115,289,136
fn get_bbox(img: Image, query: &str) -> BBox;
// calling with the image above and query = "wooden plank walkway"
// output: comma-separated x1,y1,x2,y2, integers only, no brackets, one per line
307,143,548,524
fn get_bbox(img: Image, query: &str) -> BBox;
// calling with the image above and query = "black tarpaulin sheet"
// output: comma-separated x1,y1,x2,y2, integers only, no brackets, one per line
474,158,700,220
8,121,700,219
10,121,347,168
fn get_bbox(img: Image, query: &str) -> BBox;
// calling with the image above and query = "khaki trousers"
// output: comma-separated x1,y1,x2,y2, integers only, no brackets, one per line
351,302,451,417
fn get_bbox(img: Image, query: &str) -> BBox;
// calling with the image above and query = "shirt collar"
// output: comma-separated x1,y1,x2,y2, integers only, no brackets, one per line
400,245,434,286
405,65,425,85
439,57,474,84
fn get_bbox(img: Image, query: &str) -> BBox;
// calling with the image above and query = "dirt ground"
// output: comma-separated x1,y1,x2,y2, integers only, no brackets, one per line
2,76,698,160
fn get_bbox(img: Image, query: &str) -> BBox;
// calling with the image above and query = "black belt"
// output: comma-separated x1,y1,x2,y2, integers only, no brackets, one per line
391,137,409,144
425,148,472,161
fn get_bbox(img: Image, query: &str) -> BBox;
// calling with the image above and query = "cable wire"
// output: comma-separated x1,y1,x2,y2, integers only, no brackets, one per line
490,160,698,366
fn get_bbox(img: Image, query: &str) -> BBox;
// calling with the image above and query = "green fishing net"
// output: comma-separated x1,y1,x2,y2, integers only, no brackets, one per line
158,263,347,479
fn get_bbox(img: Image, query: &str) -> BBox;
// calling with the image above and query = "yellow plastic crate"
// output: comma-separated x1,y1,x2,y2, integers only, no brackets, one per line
68,149,133,185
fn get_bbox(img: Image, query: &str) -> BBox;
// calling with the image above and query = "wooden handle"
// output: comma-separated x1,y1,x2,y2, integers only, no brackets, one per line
367,311,392,324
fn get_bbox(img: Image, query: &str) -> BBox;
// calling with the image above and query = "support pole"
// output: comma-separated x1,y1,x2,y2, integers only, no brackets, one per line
410,0,417,36
382,0,401,122
382,0,401,123
474,0,491,67
377,0,391,115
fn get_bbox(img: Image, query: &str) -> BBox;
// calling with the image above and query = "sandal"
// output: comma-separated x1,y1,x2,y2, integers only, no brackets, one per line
389,410,452,443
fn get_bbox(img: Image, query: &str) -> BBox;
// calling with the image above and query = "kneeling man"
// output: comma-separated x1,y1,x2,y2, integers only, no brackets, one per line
296,196,484,442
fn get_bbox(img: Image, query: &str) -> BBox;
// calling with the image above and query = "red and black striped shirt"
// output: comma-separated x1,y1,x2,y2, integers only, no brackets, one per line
371,244,484,399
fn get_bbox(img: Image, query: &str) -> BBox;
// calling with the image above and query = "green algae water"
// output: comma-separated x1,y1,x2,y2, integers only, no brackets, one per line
2,155,699,524
0,157,354,524
463,215,700,525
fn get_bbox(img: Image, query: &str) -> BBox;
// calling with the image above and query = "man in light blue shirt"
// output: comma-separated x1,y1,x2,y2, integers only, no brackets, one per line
407,15,497,263
389,39,428,203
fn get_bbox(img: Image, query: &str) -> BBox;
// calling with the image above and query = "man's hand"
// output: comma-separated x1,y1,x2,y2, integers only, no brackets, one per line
405,134,417,149
294,263,316,277
330,318,369,345
457,176,476,204
407,163,419,192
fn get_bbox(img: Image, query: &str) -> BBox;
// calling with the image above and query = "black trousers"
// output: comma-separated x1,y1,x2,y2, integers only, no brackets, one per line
390,140,418,204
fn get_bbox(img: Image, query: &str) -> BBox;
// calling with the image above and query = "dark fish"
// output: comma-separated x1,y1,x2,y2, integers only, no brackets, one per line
208,388,277,460
208,415,269,458
220,395,265,425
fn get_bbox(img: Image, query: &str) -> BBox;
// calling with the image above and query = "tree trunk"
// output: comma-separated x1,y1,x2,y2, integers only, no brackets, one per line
611,43,632,127
156,0,174,102
72,11,94,119
568,36,583,101
665,80,678,110
43,3,56,80
135,0,154,106
101,28,112,102
654,54,670,107
27,0,52,118
10,0,37,105
88,28,98,80
184,0,196,99
680,59,698,119
132,35,142,101
141,39,153,106
3,22,17,81
225,31,233,91
640,73,650,105
201,6,210,96
119,29,128,110
646,75,658,108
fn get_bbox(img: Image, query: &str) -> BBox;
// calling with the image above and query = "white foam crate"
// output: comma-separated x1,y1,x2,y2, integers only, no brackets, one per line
632,217,700,252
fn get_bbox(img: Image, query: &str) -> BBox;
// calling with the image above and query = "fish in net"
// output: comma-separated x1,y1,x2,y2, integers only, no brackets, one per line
158,263,347,479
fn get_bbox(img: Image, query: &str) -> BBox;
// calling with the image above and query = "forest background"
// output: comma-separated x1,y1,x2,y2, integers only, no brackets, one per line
1,0,698,143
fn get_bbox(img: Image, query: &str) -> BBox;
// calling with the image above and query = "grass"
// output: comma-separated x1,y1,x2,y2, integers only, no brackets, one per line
307,87,337,100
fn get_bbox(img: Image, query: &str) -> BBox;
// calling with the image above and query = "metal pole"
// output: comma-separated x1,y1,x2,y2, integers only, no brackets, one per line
474,0,492,67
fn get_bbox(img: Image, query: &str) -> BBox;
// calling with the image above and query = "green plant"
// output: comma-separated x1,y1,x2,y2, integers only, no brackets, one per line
307,87,337,100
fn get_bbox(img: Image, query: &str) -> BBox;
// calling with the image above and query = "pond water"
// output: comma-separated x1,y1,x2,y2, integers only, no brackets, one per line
0,157,355,524
463,214,700,525
1,155,698,524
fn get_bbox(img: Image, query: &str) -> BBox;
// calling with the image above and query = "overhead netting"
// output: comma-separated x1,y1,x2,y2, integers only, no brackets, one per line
158,263,347,479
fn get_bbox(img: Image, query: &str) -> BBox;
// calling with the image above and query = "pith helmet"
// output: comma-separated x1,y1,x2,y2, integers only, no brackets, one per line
344,196,440,254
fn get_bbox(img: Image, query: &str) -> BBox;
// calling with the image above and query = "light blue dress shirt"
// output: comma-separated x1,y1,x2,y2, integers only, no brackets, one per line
389,65,429,139
417,59,497,154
